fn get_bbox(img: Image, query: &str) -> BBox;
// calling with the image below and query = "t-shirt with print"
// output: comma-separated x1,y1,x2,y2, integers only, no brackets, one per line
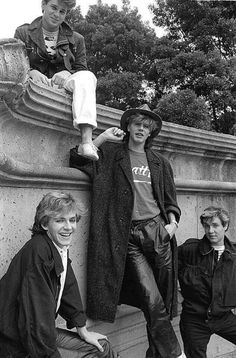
129,149,160,221
43,28,59,57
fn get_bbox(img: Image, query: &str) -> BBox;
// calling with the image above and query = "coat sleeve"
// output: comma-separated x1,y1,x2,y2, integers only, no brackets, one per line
14,25,29,45
69,146,100,179
18,260,61,358
71,32,88,72
14,27,24,42
178,244,184,275
162,158,181,221
58,262,87,329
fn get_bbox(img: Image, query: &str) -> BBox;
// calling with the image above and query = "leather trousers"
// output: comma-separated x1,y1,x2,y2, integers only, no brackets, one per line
127,215,181,358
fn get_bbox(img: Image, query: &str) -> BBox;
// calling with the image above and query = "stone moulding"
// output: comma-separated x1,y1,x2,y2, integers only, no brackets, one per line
0,152,90,189
0,151,235,193
0,38,236,191
1,39,236,157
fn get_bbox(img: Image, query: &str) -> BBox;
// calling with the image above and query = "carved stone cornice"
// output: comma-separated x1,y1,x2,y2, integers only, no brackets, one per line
1,39,236,159
0,151,235,192
0,38,236,189
0,152,90,189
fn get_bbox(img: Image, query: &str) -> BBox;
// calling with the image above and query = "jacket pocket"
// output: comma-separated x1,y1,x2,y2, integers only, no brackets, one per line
179,264,210,302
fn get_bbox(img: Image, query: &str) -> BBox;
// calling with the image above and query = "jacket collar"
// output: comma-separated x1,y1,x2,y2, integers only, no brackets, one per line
200,235,236,258
115,144,162,192
146,148,162,165
115,143,134,190
35,232,65,276
115,144,161,164
28,16,75,50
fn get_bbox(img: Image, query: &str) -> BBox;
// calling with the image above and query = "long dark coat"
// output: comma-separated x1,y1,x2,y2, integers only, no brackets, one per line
70,142,181,322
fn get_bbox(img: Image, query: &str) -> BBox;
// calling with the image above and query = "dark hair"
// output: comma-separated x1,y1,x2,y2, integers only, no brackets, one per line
200,206,230,230
123,114,158,148
31,191,84,234
43,0,76,10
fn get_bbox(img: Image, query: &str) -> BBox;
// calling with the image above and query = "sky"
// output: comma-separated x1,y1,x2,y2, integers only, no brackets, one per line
0,0,164,39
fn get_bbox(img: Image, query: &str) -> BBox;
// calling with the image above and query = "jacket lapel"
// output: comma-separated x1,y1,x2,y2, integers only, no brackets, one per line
28,17,47,54
146,148,161,195
116,146,162,192
28,17,74,55
116,145,134,191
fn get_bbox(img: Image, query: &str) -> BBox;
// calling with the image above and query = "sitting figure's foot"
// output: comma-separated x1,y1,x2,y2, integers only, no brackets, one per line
77,143,99,161
178,353,187,358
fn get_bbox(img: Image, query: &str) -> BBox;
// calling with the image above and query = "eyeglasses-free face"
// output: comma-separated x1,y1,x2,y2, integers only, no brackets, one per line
42,210,77,248
202,216,227,247
42,0,68,32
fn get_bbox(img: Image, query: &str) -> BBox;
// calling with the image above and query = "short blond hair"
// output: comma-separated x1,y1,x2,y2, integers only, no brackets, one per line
200,206,230,230
31,191,84,234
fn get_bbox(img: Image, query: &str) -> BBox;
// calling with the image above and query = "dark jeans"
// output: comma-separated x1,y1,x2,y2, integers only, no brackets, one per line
127,216,181,358
0,328,117,358
180,311,236,358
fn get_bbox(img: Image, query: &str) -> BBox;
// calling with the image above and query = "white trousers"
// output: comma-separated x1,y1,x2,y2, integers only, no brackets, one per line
63,70,97,129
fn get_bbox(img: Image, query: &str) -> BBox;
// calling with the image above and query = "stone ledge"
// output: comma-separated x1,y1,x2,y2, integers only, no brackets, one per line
1,151,235,193
175,178,236,193
0,152,90,189
1,39,236,159
7,83,236,158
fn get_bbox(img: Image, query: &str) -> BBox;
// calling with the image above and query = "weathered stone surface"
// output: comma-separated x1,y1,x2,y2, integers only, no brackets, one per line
0,38,29,105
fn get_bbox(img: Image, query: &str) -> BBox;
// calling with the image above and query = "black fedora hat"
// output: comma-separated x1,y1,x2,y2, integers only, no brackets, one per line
120,104,162,137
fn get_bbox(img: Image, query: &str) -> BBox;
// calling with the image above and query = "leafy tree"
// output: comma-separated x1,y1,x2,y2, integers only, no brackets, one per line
149,0,236,133
155,89,212,130
68,0,158,110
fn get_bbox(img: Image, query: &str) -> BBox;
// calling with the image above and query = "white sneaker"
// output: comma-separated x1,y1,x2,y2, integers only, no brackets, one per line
77,143,99,161
178,353,187,358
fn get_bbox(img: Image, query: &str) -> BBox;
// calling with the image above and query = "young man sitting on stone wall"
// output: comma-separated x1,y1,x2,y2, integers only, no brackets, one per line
15,0,98,160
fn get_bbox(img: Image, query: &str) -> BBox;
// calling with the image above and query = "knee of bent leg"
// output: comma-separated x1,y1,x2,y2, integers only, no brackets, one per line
99,339,117,358
72,70,97,85
58,347,80,358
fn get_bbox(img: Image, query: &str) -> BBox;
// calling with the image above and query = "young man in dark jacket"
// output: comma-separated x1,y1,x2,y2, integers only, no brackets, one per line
0,191,117,358
70,104,185,358
178,206,236,358
14,0,98,160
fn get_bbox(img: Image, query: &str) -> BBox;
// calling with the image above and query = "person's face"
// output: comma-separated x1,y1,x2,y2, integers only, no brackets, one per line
42,0,68,31
127,118,152,147
202,216,227,247
42,210,77,248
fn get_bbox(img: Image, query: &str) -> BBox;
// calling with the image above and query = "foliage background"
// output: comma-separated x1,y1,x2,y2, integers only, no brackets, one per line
67,0,236,134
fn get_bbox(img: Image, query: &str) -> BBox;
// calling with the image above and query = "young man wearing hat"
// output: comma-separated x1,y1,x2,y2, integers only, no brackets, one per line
70,105,185,358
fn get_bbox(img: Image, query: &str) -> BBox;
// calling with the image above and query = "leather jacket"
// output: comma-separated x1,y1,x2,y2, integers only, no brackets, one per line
178,235,236,319
14,17,88,78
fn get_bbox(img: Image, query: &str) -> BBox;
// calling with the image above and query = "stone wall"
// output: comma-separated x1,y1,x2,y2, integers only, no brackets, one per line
1,38,236,357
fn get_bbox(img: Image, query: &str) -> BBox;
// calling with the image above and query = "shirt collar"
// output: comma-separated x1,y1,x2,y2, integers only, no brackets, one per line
52,240,69,255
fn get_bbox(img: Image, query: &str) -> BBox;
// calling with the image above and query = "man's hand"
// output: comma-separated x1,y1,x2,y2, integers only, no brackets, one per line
76,326,108,352
30,70,51,85
165,222,178,239
103,127,126,142
93,127,125,148
51,70,71,88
